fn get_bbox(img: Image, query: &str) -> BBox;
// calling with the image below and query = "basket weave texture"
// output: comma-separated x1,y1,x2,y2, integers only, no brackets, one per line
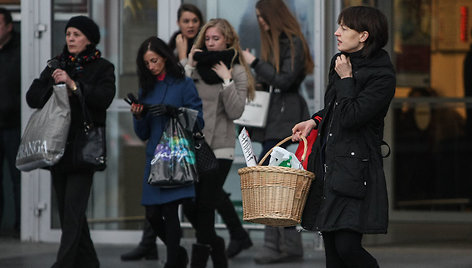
238,136,315,227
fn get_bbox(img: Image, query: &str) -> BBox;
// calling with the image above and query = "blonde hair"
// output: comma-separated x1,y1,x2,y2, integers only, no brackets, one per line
194,18,255,100
256,0,314,74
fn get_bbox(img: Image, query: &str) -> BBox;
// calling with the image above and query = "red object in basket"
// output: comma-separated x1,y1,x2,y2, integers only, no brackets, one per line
295,129,318,169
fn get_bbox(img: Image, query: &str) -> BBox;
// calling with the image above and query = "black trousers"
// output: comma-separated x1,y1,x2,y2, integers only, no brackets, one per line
51,169,98,268
0,127,21,231
322,230,379,268
182,159,232,244
145,201,182,266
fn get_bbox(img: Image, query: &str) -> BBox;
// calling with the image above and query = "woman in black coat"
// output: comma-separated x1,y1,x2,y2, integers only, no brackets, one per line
242,0,313,264
292,6,395,268
27,16,115,267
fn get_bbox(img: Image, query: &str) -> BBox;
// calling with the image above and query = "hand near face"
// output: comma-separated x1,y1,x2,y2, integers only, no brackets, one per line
242,48,256,65
334,54,352,79
175,33,188,61
187,45,202,67
212,61,232,81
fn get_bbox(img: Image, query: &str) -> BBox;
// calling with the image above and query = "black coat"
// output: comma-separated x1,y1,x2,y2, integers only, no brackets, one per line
26,53,115,172
0,32,21,128
301,49,395,234
251,34,309,141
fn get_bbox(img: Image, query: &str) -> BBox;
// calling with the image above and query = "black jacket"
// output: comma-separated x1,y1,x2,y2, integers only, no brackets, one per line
0,32,21,128
301,49,395,234
251,34,309,141
26,52,115,172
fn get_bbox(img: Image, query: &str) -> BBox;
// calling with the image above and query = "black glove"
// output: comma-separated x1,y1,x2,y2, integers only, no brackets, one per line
148,104,181,117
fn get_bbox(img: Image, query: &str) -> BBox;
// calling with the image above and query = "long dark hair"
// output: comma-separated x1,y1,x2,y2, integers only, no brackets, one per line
255,0,314,74
338,6,388,58
136,36,185,96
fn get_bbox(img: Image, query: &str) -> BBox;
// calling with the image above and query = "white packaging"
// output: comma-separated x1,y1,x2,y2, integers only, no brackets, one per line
268,147,304,170
238,127,257,167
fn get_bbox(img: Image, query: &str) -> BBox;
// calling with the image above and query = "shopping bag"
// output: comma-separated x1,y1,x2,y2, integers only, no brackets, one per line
16,84,71,171
294,129,318,170
148,117,198,187
234,90,271,128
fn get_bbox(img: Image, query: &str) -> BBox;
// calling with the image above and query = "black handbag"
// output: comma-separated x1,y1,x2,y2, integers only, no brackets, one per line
193,130,219,175
75,89,107,171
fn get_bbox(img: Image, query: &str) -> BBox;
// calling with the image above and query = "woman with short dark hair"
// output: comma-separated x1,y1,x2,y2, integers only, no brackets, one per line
292,6,396,267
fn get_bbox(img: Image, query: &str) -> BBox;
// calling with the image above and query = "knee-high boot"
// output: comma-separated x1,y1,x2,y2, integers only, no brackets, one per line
190,243,211,268
210,236,228,268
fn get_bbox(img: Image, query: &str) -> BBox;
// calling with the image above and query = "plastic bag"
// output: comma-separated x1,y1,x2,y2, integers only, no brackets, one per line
269,147,303,170
148,117,198,187
16,84,71,171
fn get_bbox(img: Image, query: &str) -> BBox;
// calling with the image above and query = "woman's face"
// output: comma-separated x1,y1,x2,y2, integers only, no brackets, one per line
334,22,366,53
66,27,91,56
178,11,200,39
205,27,226,51
256,9,269,31
143,50,166,76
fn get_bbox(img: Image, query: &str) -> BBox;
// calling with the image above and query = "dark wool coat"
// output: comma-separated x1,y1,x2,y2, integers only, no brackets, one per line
0,31,21,128
250,34,309,141
301,49,395,234
26,50,115,172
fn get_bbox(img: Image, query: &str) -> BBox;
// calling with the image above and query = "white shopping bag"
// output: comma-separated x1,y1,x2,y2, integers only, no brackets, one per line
234,90,270,128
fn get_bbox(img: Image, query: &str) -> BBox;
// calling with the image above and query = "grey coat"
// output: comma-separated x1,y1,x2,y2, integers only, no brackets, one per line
189,64,248,151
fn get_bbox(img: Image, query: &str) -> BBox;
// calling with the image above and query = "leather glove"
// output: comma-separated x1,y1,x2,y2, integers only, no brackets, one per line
148,104,181,117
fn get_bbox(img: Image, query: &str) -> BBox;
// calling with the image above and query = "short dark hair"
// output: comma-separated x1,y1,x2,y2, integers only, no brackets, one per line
136,36,185,96
177,3,203,24
0,8,13,25
338,6,388,58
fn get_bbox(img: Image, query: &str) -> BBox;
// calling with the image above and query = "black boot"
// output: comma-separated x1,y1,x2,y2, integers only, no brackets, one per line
120,244,158,261
178,246,189,267
190,243,211,268
121,221,158,261
226,231,253,258
210,236,228,268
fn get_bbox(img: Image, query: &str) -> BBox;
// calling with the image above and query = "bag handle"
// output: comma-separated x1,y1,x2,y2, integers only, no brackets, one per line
75,87,94,132
258,135,308,166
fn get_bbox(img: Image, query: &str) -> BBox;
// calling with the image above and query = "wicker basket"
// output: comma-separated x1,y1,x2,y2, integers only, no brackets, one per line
238,136,315,227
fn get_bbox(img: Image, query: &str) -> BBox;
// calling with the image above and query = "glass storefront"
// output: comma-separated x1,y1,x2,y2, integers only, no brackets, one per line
11,0,472,242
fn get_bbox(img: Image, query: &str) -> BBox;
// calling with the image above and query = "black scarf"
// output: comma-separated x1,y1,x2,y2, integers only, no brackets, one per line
193,49,239,84
54,44,101,78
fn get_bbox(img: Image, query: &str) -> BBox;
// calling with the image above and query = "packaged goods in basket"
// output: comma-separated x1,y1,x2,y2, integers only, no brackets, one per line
238,136,315,227
238,127,257,167
269,146,303,170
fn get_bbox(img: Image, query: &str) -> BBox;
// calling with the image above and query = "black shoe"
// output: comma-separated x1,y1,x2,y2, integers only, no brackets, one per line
120,244,158,261
254,253,303,264
226,235,253,258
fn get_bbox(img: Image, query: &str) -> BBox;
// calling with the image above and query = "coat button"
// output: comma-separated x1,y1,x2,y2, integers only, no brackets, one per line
351,152,355,156
329,133,333,136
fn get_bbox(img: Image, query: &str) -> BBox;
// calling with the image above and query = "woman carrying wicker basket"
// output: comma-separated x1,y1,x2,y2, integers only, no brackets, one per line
292,6,395,268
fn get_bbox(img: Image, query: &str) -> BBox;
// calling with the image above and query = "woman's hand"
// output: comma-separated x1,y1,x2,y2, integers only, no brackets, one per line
334,54,352,79
242,48,255,65
187,45,202,67
175,33,188,61
292,119,317,142
130,103,144,120
212,61,232,80
52,69,74,87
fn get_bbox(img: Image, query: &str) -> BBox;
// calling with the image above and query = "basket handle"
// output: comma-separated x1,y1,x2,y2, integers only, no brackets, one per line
258,135,308,166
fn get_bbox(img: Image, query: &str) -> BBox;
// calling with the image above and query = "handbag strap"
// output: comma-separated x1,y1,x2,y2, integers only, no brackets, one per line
75,87,94,132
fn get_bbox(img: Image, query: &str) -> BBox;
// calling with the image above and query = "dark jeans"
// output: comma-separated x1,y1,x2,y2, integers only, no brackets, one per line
51,169,98,268
322,230,379,268
0,127,21,231
145,201,181,266
183,159,232,244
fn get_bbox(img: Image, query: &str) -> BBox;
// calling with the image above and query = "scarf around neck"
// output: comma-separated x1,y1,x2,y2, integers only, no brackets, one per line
54,44,101,78
193,49,238,84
